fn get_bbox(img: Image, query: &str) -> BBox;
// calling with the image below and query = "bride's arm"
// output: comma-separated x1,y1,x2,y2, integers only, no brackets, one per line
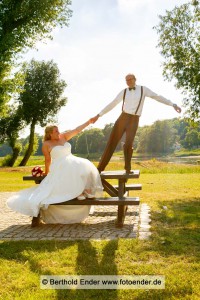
42,142,51,175
61,117,96,141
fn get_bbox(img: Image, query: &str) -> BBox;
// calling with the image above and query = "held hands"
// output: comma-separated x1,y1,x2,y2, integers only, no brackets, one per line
173,104,181,113
89,114,100,124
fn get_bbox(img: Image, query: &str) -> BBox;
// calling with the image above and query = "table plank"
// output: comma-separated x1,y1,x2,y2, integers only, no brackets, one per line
23,170,140,182
54,197,140,205
100,170,140,179
113,183,142,190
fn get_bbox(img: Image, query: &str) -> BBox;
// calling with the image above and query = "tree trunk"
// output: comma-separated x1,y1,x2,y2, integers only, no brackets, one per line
19,121,36,166
8,146,21,167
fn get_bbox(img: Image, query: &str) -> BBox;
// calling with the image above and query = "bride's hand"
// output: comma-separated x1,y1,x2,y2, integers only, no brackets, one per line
90,115,99,124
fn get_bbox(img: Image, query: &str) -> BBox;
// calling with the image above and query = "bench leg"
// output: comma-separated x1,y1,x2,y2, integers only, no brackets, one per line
102,179,118,196
31,213,41,227
115,205,128,228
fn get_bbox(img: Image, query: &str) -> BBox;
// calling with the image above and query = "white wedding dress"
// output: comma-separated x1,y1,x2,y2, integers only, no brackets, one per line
7,142,103,224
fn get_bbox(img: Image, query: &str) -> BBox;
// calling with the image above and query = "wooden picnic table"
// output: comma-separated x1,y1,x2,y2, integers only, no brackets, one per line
23,170,142,227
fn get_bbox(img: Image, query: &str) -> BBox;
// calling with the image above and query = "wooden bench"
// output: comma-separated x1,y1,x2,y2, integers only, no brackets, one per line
55,197,140,206
23,170,142,227
113,183,142,192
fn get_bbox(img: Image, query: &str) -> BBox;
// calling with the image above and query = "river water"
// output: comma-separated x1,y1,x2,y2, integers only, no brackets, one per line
132,156,200,165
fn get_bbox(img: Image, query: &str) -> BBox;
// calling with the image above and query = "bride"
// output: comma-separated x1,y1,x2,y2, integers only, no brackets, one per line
7,117,103,226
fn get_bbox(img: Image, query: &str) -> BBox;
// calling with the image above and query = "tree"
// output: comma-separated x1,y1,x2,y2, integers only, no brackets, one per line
136,120,177,154
0,0,72,113
18,59,67,166
0,107,24,166
75,129,104,155
21,134,39,157
181,128,200,149
136,126,151,153
154,1,200,121
34,134,43,156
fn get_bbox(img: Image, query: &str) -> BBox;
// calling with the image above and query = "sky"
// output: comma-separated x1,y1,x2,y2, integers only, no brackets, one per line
22,0,187,136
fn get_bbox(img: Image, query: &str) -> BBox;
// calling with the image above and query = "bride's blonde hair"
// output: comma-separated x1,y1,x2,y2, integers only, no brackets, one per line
44,125,58,141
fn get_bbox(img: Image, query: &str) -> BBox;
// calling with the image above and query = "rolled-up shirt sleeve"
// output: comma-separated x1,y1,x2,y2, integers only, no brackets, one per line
144,86,174,106
99,90,124,117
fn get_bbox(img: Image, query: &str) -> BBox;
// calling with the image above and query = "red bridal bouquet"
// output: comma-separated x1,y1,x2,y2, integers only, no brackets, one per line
31,166,44,177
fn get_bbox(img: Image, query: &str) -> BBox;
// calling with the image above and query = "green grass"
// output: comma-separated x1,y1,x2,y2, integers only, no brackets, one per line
1,160,200,192
0,154,101,167
0,155,45,167
114,148,200,159
107,160,200,174
174,148,200,157
0,236,199,300
0,161,200,299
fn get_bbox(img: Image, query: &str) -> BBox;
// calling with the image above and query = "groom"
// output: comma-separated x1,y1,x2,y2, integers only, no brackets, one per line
93,73,181,173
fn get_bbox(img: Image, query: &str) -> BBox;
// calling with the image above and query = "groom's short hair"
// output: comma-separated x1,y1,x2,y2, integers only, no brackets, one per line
125,74,136,80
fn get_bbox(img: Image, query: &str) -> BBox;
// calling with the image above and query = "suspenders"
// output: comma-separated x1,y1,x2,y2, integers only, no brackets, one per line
135,86,143,114
122,88,127,111
122,86,143,115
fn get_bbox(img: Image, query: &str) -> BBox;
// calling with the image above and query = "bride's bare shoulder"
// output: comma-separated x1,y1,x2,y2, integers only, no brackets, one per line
43,140,51,147
42,141,52,152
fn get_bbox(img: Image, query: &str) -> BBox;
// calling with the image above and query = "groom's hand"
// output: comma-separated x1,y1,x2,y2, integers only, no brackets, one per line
173,104,181,113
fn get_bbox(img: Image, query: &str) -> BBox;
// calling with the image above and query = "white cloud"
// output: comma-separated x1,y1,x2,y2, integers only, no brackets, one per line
20,0,186,136
117,0,152,12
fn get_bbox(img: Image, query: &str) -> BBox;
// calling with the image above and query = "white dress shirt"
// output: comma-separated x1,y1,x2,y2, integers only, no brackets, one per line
99,85,174,117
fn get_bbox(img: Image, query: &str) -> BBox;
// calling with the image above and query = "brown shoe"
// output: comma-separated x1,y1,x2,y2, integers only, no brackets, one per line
31,215,41,227
125,170,134,174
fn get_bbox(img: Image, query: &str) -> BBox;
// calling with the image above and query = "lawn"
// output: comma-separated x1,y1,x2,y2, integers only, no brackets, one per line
0,160,199,299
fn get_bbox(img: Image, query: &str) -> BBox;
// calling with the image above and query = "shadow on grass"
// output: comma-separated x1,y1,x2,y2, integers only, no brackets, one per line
0,240,119,300
0,198,199,299
56,240,119,300
150,198,200,257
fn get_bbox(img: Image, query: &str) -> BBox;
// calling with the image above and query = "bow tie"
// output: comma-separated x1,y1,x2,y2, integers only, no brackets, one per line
129,87,136,91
